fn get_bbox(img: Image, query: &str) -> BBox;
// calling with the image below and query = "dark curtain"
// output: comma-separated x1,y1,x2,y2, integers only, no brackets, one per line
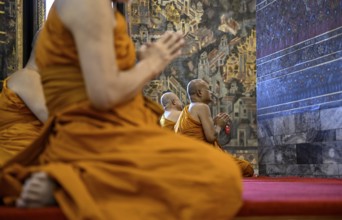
23,1,34,67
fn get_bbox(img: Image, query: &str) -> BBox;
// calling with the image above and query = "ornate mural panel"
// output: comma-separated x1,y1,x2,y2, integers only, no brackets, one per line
126,0,257,152
0,0,23,89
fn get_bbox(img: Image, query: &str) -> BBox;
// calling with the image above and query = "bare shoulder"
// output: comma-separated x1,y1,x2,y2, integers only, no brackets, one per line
55,0,112,31
7,70,24,91
189,103,211,122
7,69,40,95
190,103,210,111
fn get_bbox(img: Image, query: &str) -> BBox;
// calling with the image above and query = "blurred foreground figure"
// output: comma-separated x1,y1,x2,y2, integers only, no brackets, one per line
0,1,243,219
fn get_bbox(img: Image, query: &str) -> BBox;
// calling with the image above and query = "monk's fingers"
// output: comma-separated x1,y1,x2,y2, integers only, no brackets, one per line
159,31,174,44
166,33,184,49
218,114,228,120
169,49,182,61
169,38,185,56
160,32,183,49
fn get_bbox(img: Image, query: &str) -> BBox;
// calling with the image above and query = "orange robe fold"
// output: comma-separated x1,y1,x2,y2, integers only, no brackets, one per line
159,115,176,130
175,105,254,177
0,6,243,220
0,79,43,166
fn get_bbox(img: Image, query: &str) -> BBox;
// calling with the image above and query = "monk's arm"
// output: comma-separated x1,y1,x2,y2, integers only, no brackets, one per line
8,70,48,122
197,104,219,143
56,0,184,111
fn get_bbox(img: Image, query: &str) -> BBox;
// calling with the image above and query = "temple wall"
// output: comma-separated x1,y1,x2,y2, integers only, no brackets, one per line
256,0,342,177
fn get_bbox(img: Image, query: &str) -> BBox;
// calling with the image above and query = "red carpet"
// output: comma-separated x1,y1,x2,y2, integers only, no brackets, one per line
1,177,342,219
238,177,342,216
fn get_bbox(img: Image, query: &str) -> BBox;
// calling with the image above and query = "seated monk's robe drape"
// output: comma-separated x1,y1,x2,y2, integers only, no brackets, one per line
159,114,176,130
175,105,254,177
0,6,242,220
0,79,43,166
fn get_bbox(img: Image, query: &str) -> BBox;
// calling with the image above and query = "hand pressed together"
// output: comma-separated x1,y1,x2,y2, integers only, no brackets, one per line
139,32,185,79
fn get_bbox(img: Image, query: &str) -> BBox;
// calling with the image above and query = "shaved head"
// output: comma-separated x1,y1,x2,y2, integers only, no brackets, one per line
160,92,183,110
161,92,174,108
187,79,210,102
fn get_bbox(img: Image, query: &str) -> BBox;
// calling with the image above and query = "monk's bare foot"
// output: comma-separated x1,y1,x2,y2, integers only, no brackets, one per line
16,172,57,208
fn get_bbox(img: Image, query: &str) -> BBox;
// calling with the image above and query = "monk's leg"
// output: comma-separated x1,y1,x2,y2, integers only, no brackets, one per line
16,172,57,208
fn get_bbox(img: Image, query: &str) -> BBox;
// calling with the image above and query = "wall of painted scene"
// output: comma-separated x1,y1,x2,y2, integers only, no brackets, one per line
0,0,23,90
126,0,258,173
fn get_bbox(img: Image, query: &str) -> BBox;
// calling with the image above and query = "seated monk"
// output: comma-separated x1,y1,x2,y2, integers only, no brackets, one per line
159,92,183,130
175,79,254,177
0,33,48,166
0,1,243,219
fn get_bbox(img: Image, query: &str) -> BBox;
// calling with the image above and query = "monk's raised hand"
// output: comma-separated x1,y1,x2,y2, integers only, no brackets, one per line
137,42,152,61
214,114,228,129
159,31,185,57
143,32,185,79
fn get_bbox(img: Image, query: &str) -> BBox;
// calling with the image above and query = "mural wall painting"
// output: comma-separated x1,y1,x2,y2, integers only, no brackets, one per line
0,0,23,89
126,0,258,171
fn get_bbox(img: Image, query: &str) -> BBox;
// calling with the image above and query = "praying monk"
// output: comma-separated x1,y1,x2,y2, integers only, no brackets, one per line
0,1,243,219
0,32,48,166
175,79,254,177
159,92,183,130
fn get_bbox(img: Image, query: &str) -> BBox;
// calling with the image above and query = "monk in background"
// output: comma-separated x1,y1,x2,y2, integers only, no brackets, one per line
0,1,243,220
175,79,254,177
159,92,183,130
0,32,48,166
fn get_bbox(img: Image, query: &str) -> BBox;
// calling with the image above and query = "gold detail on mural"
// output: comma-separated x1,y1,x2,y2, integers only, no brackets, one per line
16,0,23,70
0,11,5,14
219,15,240,36
0,31,6,35
224,29,256,95
33,0,45,33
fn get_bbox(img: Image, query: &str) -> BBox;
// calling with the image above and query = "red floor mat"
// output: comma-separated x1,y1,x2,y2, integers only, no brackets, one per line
1,177,342,219
238,177,342,216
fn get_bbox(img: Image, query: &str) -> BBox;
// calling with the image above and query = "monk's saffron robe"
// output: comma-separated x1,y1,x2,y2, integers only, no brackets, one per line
0,79,43,166
159,114,176,130
175,105,254,177
0,5,243,220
